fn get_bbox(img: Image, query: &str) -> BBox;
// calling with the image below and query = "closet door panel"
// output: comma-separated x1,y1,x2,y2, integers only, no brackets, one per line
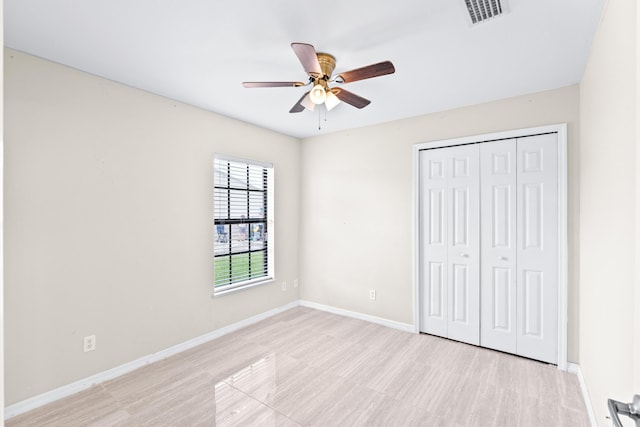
446,144,480,345
419,149,449,337
480,140,517,353
516,134,558,364
428,261,446,320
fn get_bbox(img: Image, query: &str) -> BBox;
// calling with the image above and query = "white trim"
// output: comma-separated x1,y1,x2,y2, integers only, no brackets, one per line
412,142,421,334
413,124,569,370
567,363,597,427
414,124,564,149
556,124,569,371
4,300,300,421
213,277,275,297
213,153,273,169
299,300,415,333
0,18,5,420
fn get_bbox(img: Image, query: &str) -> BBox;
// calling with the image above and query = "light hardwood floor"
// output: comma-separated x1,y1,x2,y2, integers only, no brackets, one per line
7,307,590,426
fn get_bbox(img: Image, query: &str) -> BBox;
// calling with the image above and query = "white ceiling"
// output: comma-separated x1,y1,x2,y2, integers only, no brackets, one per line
5,0,605,139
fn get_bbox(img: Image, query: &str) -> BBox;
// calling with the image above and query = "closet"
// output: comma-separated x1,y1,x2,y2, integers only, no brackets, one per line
419,132,560,364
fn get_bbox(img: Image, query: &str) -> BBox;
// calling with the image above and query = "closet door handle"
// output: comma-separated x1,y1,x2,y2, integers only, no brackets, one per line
499,256,508,261
460,253,469,258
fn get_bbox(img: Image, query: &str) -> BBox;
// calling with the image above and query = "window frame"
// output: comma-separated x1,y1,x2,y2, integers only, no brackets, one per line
213,154,274,296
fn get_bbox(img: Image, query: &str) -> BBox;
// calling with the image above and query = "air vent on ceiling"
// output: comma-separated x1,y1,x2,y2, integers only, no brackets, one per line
464,0,505,24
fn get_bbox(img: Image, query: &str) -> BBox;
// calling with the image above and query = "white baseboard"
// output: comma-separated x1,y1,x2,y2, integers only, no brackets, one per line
4,300,300,420
299,300,415,333
567,362,597,427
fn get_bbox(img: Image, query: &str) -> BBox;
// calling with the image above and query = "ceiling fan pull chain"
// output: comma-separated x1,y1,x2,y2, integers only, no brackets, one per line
318,108,322,130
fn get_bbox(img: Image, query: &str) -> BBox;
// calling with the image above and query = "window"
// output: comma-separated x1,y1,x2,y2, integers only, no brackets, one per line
214,155,274,295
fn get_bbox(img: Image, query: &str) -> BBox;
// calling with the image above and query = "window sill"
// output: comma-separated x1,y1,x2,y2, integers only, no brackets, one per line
212,277,274,297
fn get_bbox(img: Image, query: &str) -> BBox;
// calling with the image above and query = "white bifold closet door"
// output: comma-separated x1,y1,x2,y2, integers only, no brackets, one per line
479,134,558,364
479,140,517,354
515,134,558,363
420,144,480,346
421,133,558,364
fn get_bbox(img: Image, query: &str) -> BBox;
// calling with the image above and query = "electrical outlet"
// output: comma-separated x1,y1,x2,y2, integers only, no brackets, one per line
293,279,298,288
282,282,287,291
83,335,96,352
369,290,376,300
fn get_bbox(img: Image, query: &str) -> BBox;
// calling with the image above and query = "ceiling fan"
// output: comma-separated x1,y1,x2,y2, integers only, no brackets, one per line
242,43,395,113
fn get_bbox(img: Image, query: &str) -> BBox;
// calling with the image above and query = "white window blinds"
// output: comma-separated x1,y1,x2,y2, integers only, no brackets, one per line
214,156,274,294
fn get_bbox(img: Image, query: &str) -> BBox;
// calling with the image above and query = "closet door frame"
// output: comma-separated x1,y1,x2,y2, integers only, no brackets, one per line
413,123,568,371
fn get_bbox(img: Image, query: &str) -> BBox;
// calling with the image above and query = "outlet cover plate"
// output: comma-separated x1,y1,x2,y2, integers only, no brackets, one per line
83,335,96,352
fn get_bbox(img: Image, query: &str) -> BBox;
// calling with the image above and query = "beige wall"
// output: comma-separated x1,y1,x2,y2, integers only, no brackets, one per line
579,0,638,424
300,85,581,361
4,49,301,405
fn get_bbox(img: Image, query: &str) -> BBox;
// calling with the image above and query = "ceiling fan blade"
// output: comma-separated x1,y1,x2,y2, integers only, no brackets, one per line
291,43,322,77
331,88,371,109
336,61,395,83
289,91,311,113
243,81,305,88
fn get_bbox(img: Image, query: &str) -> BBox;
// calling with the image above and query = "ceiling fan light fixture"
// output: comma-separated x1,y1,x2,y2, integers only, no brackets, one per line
325,91,340,111
309,84,327,104
300,93,316,111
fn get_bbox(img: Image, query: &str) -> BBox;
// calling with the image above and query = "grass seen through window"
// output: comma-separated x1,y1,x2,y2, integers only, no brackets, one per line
214,251,265,287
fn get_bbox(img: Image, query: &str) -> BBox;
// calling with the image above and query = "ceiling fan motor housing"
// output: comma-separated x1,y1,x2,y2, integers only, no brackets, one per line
316,53,336,80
